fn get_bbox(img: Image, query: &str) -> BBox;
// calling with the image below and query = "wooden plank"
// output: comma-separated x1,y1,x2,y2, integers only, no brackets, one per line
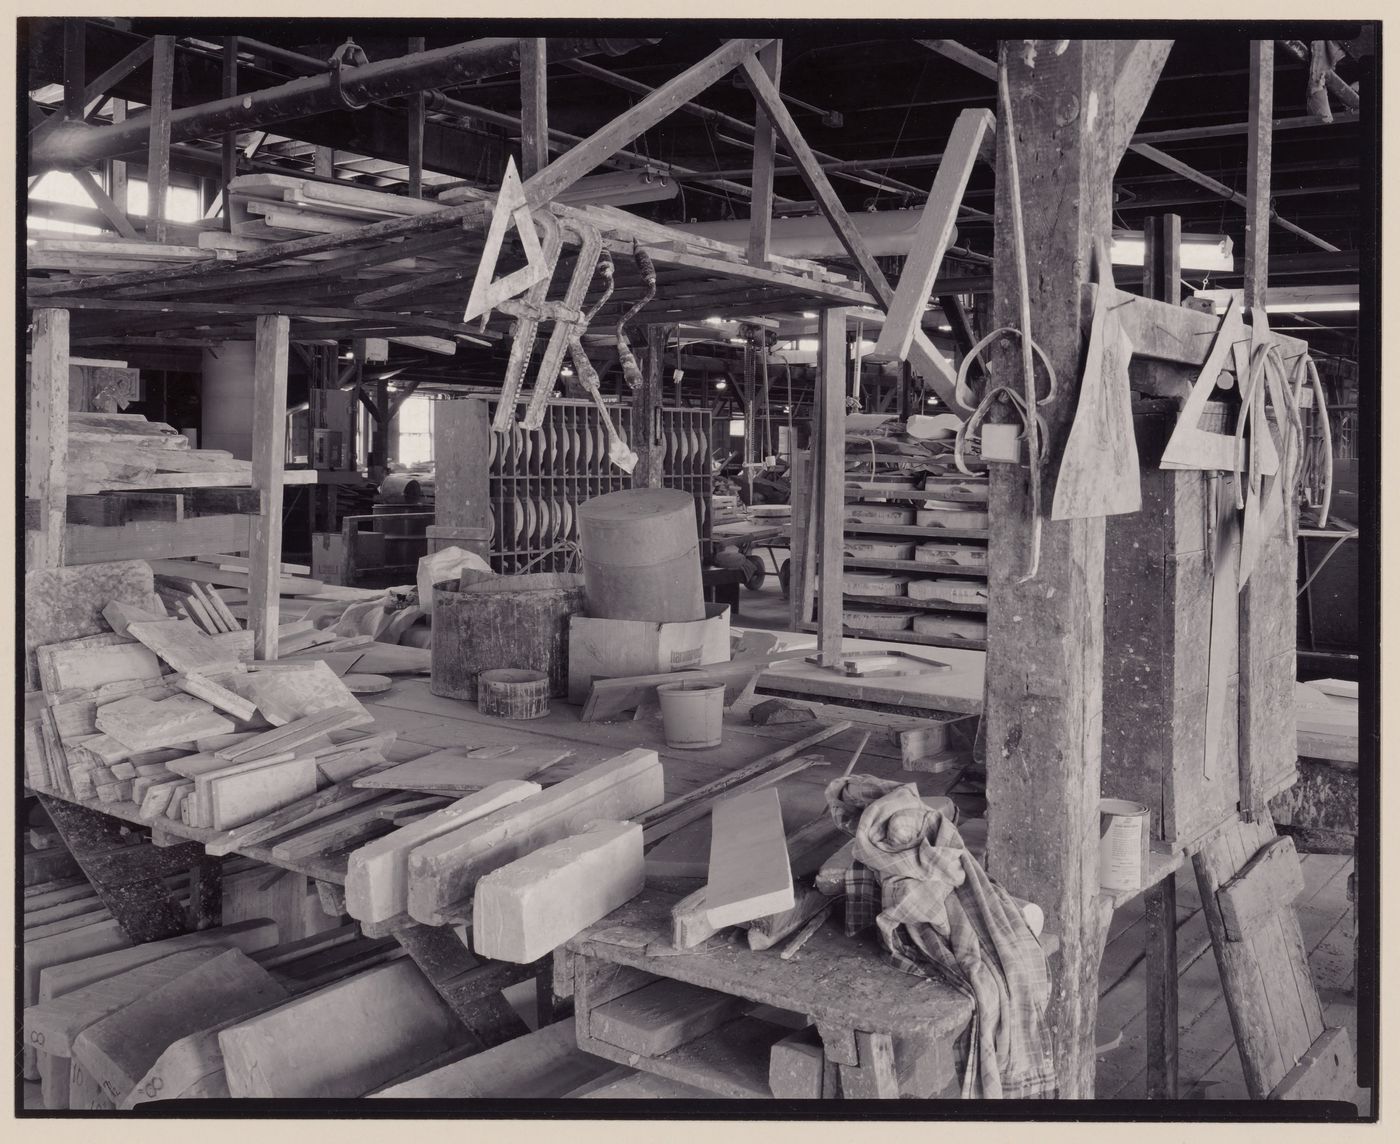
217,706,372,763
1267,1026,1355,1100
589,977,748,1058
27,308,70,568
522,39,771,210
345,781,540,924
407,749,664,926
95,693,235,751
125,618,243,675
217,958,473,1098
641,755,823,848
1218,836,1306,941
769,1026,830,1098
700,788,794,929
370,1019,613,1098
1144,872,1179,1098
24,921,133,1009
35,919,282,1005
70,949,286,1105
1110,42,1174,163
208,757,318,831
473,820,644,964
352,745,568,795
177,672,258,721
36,632,162,694
817,308,848,665
227,660,357,726
251,314,290,660
982,40,1119,1099
838,1030,900,1099
872,108,995,363
206,780,383,856
746,41,781,266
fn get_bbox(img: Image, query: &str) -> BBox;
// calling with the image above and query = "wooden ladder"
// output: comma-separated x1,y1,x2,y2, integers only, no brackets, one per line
1193,809,1355,1099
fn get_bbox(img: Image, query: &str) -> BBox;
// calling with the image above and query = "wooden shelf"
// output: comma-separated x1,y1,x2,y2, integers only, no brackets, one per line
843,594,988,614
802,621,988,652
577,1015,785,1099
1097,843,1187,911
844,488,988,505
844,524,990,541
844,558,988,578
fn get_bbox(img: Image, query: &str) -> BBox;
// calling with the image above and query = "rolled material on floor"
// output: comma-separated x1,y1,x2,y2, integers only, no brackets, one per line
576,488,705,622
431,572,586,700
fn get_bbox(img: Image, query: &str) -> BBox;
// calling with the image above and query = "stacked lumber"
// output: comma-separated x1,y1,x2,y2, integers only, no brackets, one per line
29,574,395,843
20,908,425,1108
67,412,255,494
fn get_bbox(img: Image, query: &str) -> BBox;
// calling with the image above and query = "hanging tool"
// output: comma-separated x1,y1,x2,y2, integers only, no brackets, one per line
521,222,605,430
489,208,562,436
616,242,657,391
558,249,637,473
1049,240,1141,521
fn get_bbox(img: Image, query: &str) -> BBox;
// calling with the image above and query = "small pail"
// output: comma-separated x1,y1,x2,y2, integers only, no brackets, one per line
656,681,725,750
1099,799,1150,892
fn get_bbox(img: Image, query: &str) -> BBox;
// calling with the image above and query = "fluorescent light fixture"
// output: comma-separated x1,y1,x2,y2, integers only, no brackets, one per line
555,170,678,208
802,311,817,319
1193,284,1359,315
1112,229,1234,272
715,379,728,390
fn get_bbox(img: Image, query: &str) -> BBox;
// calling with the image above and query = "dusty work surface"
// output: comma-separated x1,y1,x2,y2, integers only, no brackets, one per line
569,888,974,1040
738,628,986,715
364,678,971,807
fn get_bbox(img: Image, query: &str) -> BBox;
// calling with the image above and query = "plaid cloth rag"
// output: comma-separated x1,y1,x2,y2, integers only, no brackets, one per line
827,775,1056,1099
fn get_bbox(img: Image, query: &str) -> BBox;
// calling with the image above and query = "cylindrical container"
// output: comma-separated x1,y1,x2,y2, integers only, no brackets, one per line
1099,799,1151,892
577,489,705,622
478,668,549,720
431,572,586,700
656,681,725,749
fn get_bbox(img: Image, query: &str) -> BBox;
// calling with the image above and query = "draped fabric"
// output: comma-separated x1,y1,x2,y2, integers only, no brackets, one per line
827,775,1056,1099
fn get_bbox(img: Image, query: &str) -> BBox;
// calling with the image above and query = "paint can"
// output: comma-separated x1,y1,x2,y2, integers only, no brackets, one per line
1098,799,1151,892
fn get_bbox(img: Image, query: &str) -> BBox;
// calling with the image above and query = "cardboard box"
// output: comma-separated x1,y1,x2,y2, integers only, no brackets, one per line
567,604,731,704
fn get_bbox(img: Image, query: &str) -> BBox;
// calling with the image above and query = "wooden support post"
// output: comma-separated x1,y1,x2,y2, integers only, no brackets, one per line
408,37,426,198
631,327,666,488
62,19,86,122
221,38,237,232
983,40,1118,1099
1238,39,1282,821
146,35,175,244
250,314,290,662
28,308,70,569
108,100,128,223
1144,872,1179,1097
746,41,781,266
816,308,847,667
520,38,549,178
314,147,334,178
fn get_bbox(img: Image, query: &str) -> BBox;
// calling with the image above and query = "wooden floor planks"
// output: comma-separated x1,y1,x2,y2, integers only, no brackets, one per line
1093,853,1356,1101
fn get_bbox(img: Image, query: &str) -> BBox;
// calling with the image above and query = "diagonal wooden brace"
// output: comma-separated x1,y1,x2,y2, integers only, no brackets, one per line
521,222,605,431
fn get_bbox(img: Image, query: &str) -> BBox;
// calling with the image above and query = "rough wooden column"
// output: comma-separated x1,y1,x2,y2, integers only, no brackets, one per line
816,308,848,666
407,37,427,197
221,38,237,231
983,40,1117,1098
146,35,175,244
27,308,70,570
519,38,549,178
1238,40,1296,819
631,326,666,488
250,314,290,661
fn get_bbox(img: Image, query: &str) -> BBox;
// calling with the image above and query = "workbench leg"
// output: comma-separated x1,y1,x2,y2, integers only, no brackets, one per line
37,795,202,943
835,1030,899,1099
392,923,536,1050
1144,871,1180,1098
536,954,574,1027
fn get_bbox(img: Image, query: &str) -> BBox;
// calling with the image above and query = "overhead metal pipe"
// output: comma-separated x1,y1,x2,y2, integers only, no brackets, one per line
31,36,656,170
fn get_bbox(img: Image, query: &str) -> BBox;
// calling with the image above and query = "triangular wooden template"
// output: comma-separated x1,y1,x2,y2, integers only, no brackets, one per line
1159,296,1278,476
462,157,549,323
1050,240,1141,520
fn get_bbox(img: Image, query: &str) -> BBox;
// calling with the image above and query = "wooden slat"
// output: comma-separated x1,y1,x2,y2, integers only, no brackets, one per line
250,314,289,661
146,36,175,245
817,308,847,666
746,41,781,266
27,309,70,568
